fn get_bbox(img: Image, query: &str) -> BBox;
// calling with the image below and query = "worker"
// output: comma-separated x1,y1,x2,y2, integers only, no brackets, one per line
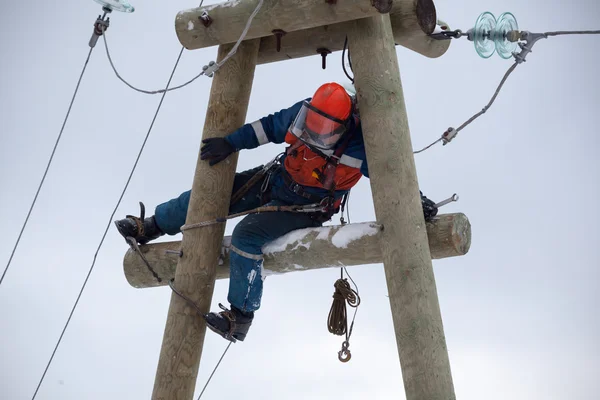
115,82,438,342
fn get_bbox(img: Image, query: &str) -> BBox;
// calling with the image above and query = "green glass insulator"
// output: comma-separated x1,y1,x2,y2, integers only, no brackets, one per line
473,12,497,59
494,12,519,59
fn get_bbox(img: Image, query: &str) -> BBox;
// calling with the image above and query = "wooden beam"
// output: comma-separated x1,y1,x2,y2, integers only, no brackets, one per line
348,13,455,400
176,0,389,51
123,214,471,289
257,0,449,63
151,39,260,400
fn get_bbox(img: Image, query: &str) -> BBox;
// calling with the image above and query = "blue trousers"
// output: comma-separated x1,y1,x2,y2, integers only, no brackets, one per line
154,166,322,312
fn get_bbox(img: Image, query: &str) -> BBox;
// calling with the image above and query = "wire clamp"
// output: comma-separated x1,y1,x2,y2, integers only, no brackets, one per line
513,31,548,64
89,6,112,48
442,127,458,145
202,61,219,78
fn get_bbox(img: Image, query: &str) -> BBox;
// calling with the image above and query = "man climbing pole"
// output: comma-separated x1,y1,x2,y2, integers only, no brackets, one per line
115,82,439,343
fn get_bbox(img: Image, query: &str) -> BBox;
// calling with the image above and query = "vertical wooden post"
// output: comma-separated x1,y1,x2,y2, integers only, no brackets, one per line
151,39,260,400
348,15,456,400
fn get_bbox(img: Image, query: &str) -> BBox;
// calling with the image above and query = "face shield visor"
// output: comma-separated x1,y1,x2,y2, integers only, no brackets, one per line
289,101,349,150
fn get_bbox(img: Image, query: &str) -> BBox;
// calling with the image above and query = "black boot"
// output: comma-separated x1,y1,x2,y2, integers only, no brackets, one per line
114,202,164,245
420,191,438,222
204,303,254,343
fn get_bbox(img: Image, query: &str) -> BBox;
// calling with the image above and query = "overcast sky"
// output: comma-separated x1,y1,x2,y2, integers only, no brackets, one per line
1,0,599,399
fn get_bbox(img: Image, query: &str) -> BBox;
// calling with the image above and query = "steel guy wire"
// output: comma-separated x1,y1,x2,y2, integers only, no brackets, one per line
0,46,95,287
30,45,186,400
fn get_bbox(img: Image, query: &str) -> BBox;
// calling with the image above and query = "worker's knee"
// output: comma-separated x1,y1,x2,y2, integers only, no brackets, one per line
231,215,266,254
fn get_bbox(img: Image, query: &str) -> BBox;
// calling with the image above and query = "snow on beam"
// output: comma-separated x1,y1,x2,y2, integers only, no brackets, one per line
174,0,444,57
123,213,471,289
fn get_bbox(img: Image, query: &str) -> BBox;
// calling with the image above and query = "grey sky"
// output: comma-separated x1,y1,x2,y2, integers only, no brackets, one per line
1,0,599,399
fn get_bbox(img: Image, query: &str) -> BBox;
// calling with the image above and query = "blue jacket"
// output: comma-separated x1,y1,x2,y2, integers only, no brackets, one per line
225,100,370,204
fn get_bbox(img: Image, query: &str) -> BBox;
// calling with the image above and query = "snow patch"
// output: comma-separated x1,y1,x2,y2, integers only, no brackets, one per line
187,21,194,31
262,227,321,254
316,226,332,241
331,223,380,248
262,268,283,277
247,269,257,284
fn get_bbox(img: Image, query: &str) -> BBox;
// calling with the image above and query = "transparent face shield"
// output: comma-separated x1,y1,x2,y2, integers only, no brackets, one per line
289,102,348,150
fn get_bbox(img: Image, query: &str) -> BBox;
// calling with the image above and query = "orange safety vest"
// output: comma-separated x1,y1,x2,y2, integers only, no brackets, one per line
283,132,363,192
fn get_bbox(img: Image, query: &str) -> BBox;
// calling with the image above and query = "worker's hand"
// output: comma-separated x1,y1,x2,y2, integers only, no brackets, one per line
420,191,438,222
200,137,235,166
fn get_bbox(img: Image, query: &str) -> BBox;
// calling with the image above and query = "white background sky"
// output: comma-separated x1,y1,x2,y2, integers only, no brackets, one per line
1,0,599,399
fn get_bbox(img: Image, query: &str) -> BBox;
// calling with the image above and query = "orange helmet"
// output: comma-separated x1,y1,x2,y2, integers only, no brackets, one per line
289,83,353,150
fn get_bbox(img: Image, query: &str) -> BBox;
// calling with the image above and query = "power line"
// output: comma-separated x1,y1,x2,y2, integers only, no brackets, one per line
101,0,264,94
0,47,95,287
30,44,186,400
30,1,266,395
414,29,600,154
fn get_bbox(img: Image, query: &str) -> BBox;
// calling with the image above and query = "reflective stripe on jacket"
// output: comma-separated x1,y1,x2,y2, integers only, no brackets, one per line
224,99,370,199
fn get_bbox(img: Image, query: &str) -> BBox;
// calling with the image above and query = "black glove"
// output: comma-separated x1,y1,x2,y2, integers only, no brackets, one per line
200,137,235,166
420,191,438,222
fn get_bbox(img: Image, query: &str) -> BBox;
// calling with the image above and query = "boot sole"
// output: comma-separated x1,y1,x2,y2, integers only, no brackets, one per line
205,318,238,343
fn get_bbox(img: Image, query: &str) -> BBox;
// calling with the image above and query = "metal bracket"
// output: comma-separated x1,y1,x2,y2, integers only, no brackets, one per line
512,31,548,64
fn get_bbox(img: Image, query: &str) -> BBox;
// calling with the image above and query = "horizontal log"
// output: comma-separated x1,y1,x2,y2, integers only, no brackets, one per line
175,0,449,59
176,0,388,51
123,213,471,289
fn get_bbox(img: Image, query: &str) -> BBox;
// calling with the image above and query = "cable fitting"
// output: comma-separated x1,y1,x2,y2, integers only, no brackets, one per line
202,61,219,78
89,7,111,48
442,127,458,145
430,29,464,40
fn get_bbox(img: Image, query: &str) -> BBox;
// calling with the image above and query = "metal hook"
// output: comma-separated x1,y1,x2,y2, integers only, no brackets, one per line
338,341,352,362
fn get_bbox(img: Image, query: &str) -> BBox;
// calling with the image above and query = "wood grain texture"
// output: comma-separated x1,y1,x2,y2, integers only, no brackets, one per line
348,14,456,400
151,39,260,400
176,0,384,50
123,214,471,289
256,0,449,63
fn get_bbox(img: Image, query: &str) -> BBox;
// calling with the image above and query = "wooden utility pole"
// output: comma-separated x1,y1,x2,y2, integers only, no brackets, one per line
348,13,456,400
124,213,471,289
126,1,464,398
151,39,260,400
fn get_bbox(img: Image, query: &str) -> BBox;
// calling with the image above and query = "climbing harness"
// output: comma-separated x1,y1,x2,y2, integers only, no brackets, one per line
327,267,361,362
230,153,283,205
180,201,331,231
